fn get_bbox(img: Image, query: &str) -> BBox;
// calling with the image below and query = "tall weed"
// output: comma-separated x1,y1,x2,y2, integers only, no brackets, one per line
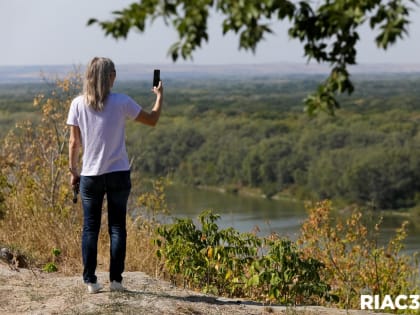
0,73,83,272
298,200,419,312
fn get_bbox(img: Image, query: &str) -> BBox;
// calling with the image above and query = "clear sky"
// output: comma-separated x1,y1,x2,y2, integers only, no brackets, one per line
1,0,420,67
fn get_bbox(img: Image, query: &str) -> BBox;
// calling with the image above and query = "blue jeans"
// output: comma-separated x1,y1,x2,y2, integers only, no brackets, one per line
80,170,131,284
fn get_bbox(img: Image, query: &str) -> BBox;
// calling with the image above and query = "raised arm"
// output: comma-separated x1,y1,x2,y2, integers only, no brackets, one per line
135,81,163,126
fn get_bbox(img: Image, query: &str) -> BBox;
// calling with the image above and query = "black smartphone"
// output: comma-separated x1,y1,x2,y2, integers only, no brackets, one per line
72,180,79,204
153,69,160,87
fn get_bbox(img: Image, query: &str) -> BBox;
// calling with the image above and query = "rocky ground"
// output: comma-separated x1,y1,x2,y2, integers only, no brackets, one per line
0,261,394,315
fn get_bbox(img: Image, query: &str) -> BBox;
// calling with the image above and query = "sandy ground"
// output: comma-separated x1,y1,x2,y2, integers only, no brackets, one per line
0,261,395,315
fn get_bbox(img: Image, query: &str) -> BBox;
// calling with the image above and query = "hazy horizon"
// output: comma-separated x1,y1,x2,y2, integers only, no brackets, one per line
2,62,420,85
2,0,420,67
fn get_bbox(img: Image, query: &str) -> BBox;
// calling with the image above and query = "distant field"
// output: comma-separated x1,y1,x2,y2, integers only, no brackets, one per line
2,62,420,83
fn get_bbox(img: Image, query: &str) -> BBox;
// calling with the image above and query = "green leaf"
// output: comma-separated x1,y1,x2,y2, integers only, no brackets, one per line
87,0,417,114
86,18,98,26
249,274,260,286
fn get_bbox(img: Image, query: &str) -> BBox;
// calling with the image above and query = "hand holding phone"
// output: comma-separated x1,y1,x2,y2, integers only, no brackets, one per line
153,69,160,87
72,180,79,204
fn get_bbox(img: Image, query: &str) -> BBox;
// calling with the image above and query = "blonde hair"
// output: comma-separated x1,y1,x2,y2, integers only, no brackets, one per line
83,57,115,111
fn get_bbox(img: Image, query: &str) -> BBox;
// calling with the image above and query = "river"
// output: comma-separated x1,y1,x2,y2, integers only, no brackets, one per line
163,184,420,255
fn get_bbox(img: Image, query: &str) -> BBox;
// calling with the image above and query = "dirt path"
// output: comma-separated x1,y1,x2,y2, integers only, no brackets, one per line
0,261,393,315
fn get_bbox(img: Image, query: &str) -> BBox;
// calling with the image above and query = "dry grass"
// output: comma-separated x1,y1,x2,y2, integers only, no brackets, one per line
95,212,164,278
0,197,83,273
0,195,164,277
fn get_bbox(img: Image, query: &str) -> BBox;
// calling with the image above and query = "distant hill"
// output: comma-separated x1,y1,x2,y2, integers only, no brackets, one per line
1,63,420,83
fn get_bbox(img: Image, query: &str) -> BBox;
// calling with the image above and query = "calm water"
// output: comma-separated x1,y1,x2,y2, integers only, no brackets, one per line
163,185,420,255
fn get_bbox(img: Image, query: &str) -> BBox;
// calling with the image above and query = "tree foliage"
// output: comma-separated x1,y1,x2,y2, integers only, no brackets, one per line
123,76,420,210
3,76,420,210
88,0,417,114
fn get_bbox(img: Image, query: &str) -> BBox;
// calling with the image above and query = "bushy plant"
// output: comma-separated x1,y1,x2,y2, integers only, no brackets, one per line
298,200,419,312
0,72,83,272
246,237,335,304
42,247,62,273
155,210,259,295
155,209,331,304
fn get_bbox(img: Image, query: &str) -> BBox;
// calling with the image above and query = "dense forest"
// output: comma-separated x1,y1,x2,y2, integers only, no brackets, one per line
2,74,420,211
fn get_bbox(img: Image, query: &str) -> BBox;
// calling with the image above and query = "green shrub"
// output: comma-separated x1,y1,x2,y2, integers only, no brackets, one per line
246,237,335,304
155,209,330,304
298,200,419,312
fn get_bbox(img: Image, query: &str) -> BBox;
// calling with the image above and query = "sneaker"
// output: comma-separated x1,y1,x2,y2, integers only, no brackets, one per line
110,280,125,292
87,282,103,294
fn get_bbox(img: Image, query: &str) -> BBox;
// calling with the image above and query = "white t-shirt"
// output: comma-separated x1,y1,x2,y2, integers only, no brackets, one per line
66,93,142,176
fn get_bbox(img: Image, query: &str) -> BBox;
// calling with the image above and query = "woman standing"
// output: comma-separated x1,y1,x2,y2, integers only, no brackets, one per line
67,57,163,293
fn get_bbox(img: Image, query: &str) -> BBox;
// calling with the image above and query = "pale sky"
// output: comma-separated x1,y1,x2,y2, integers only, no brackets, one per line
1,0,420,67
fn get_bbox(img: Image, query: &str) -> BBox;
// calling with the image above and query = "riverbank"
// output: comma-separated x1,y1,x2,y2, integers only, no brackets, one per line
172,181,420,228
0,261,395,315
195,183,299,201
